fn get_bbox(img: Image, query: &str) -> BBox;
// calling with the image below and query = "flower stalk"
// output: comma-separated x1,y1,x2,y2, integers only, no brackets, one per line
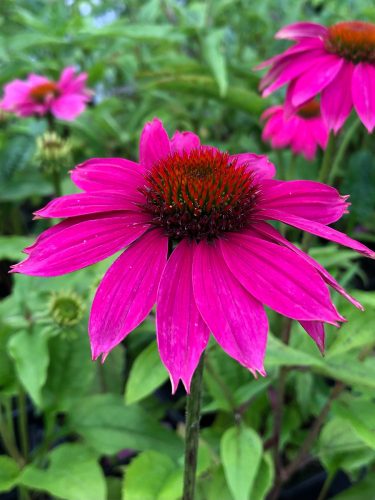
182,354,205,500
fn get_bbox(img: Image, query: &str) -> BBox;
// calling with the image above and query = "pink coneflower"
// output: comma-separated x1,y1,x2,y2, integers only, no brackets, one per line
261,100,328,160
11,119,373,392
0,67,91,121
257,21,375,133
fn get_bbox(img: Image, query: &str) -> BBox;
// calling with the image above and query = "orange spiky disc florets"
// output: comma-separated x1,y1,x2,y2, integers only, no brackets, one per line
29,81,60,102
326,21,375,64
297,99,321,119
141,147,260,241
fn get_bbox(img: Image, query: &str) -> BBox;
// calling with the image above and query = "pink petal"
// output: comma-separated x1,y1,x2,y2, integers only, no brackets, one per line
11,212,150,277
310,117,329,149
259,180,349,224
252,221,363,311
352,62,375,133
0,80,30,110
255,38,324,70
299,321,325,352
276,22,328,40
34,191,141,219
321,61,354,133
156,240,210,393
291,55,344,107
261,49,326,97
71,158,145,197
260,208,375,258
90,229,168,360
170,131,200,154
230,153,276,179
58,67,88,93
193,239,267,376
139,118,170,170
50,94,87,121
220,233,344,324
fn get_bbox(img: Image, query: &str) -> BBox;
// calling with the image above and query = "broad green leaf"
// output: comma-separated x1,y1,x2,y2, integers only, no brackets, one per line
19,443,106,500
265,334,322,369
201,466,233,500
327,292,375,357
251,453,274,500
8,329,49,407
318,417,375,474
0,237,33,260
147,75,266,115
42,333,95,412
221,425,263,500
0,456,20,493
332,473,375,500
202,30,228,96
125,340,168,405
68,394,183,459
123,451,176,500
333,400,375,450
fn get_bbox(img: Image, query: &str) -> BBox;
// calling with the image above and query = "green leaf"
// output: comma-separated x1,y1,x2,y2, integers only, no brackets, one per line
0,237,33,260
125,340,168,405
8,329,49,407
68,394,183,459
146,75,266,115
318,417,375,474
333,400,375,450
202,30,228,96
0,456,20,493
251,453,274,500
332,473,375,500
221,425,263,500
265,334,322,369
123,451,176,500
19,443,106,500
42,333,95,412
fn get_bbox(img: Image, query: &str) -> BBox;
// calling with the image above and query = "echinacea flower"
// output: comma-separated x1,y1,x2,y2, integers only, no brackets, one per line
261,100,328,160
257,21,375,133
0,67,91,121
12,119,374,392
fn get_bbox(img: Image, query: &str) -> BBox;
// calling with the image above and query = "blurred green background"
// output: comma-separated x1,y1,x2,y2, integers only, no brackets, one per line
0,1,375,500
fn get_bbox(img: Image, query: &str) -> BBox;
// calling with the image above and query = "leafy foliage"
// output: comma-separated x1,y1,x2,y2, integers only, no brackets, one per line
0,1,374,499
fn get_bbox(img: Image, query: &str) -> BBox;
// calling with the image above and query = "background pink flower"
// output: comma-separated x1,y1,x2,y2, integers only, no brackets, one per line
257,21,375,133
12,119,374,392
0,66,91,121
261,100,328,160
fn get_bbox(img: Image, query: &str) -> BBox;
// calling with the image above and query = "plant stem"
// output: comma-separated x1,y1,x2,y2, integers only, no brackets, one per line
284,382,344,481
18,387,29,461
301,132,336,251
317,470,336,500
269,318,293,500
182,354,205,500
0,402,24,466
288,153,297,181
328,119,361,184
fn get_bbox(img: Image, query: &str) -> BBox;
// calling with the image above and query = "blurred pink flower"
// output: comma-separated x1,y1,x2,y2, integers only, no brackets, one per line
257,21,375,133
12,119,373,392
261,100,328,160
0,67,91,121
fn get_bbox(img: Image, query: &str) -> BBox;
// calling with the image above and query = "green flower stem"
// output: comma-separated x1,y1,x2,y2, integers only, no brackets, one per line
287,153,297,181
328,118,361,184
182,354,205,500
51,169,62,197
18,387,29,461
301,132,336,251
0,402,24,466
45,113,62,197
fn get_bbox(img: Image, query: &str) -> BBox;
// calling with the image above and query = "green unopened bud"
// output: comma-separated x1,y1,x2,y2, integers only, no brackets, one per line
36,131,71,174
48,291,85,328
